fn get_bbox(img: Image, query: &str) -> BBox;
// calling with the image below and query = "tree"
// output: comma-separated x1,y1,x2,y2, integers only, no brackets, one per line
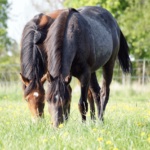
0,0,19,65
64,0,129,19
118,0,150,59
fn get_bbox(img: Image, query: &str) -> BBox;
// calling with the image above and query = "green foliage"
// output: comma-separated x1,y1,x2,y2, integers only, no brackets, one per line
0,0,19,65
64,0,150,59
118,0,150,59
64,0,129,19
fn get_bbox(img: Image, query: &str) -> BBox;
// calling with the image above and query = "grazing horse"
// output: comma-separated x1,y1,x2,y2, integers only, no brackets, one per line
20,10,66,120
20,8,96,122
45,6,132,127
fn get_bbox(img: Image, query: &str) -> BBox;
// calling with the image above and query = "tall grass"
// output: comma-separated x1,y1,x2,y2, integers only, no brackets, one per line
0,82,150,150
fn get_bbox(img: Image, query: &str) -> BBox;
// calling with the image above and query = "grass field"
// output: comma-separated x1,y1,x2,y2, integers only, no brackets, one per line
0,82,150,150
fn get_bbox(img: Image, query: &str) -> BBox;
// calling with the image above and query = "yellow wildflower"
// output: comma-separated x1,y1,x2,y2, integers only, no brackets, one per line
141,132,145,136
113,148,118,150
98,137,103,141
147,137,150,142
51,136,55,139
6,122,9,124
107,131,111,134
43,139,47,142
101,129,105,132
93,128,97,131
106,141,112,145
59,124,63,128
98,148,102,150
64,132,69,136
79,137,83,140
109,147,113,150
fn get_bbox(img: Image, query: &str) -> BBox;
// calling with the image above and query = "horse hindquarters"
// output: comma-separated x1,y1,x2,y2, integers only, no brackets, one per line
99,30,132,121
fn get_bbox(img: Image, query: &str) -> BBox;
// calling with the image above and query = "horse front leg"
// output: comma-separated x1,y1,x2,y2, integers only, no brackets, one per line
78,68,91,122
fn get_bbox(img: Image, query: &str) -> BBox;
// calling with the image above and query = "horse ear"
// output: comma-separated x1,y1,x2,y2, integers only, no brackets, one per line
20,73,30,86
40,74,47,85
65,73,72,85
47,71,54,83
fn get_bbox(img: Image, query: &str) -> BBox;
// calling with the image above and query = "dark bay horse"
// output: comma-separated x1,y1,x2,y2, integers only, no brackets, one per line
20,9,95,122
45,6,132,127
20,10,67,121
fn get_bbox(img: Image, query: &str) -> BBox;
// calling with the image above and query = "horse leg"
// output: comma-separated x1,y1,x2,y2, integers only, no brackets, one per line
99,59,115,121
89,72,101,120
65,85,72,120
78,68,91,121
87,89,95,120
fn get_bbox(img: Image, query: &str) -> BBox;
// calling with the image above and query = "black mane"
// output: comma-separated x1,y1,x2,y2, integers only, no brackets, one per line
21,13,54,97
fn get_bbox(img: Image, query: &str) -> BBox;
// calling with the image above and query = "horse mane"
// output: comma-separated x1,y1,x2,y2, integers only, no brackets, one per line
21,13,54,97
45,8,78,78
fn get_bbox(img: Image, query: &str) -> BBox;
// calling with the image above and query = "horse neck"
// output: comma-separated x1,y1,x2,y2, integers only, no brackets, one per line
46,8,77,79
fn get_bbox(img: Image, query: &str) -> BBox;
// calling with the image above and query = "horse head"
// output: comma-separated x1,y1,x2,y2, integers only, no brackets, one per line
20,74,47,122
46,71,72,127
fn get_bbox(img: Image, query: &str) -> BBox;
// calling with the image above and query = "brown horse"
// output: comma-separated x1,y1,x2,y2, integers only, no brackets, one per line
45,6,132,127
20,10,66,121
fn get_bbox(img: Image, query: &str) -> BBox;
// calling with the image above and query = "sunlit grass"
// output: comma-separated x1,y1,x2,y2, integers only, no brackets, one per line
0,83,150,150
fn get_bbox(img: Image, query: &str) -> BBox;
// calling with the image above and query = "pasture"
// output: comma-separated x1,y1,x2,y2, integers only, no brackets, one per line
0,82,150,150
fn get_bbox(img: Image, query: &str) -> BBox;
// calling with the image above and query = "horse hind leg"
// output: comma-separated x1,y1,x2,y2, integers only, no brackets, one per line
87,89,95,121
99,59,115,121
89,72,101,120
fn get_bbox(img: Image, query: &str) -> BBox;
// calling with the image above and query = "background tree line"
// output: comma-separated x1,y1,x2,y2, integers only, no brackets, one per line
1,0,150,66
0,0,19,65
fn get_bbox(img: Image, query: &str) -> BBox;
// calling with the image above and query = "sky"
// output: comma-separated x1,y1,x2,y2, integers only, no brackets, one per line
7,0,63,44
7,0,39,43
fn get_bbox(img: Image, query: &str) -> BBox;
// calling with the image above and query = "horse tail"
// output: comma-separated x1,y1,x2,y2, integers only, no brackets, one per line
118,30,132,74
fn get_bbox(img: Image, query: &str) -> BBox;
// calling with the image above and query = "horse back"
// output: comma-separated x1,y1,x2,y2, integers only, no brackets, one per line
78,6,120,71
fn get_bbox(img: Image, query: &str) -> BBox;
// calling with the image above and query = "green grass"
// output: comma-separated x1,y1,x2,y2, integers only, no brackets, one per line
0,83,150,150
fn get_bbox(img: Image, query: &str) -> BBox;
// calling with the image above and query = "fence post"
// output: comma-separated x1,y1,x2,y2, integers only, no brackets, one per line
129,74,131,86
122,73,125,86
142,58,146,86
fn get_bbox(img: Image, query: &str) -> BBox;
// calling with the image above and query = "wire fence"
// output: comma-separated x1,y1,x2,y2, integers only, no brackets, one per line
0,59,150,86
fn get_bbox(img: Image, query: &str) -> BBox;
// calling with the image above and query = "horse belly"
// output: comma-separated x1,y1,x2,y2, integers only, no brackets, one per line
86,18,113,72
